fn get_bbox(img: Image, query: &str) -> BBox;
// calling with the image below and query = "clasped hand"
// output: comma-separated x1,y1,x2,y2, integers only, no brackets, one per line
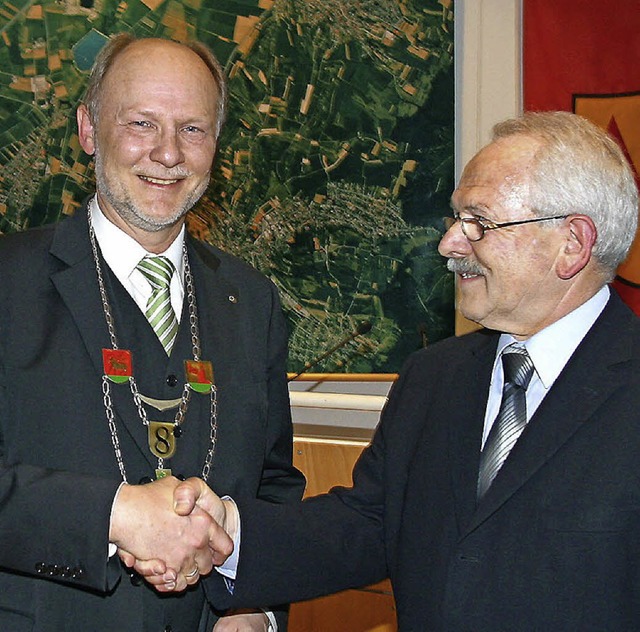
112,476,232,592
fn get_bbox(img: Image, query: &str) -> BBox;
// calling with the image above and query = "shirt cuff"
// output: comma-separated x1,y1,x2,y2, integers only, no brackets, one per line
108,482,127,558
215,496,240,580
263,609,278,631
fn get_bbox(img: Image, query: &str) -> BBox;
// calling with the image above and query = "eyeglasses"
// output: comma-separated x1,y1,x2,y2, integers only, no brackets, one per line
443,213,569,242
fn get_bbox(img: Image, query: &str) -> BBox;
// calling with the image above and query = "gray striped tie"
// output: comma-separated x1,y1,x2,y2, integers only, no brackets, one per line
477,345,535,499
136,256,179,355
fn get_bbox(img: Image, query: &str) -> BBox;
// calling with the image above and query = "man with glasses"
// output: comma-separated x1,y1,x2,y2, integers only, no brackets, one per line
443,211,570,240
136,112,640,631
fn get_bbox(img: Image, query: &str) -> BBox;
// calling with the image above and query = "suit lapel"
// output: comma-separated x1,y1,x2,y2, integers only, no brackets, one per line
48,207,156,472
466,294,636,534
48,205,112,380
446,333,499,534
187,238,248,388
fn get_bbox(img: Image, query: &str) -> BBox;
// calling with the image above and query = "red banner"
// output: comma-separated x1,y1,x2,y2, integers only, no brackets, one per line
523,0,640,312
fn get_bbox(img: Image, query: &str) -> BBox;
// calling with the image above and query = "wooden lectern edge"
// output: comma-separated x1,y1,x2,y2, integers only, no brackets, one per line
287,372,399,382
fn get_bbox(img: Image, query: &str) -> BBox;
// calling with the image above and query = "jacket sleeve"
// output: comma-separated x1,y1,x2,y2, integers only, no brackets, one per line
0,231,122,594
256,281,305,505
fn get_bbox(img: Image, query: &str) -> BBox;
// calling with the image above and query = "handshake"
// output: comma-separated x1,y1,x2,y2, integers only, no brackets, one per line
110,476,234,592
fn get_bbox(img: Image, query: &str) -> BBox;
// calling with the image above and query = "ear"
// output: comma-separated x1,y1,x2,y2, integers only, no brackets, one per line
555,214,597,280
76,104,96,156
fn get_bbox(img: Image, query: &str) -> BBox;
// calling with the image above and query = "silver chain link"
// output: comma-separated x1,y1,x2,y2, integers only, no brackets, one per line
183,242,202,362
89,216,119,350
102,377,128,482
88,207,218,482
202,386,219,482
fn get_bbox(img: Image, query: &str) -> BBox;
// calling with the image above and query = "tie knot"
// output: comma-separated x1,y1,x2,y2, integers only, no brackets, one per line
137,256,175,290
501,345,535,390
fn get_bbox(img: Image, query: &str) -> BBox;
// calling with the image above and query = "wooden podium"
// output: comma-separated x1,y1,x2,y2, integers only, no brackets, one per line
288,433,397,632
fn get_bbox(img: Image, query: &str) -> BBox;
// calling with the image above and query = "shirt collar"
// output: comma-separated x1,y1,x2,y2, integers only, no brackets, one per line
496,285,610,389
89,196,185,282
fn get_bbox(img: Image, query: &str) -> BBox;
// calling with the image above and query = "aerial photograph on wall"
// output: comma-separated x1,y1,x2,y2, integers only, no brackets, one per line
0,0,455,373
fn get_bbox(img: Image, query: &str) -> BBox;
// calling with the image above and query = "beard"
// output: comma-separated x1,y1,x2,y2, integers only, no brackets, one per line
93,147,210,233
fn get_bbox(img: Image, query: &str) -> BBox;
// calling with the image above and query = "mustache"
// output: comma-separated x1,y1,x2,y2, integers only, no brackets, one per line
446,258,485,275
135,168,192,179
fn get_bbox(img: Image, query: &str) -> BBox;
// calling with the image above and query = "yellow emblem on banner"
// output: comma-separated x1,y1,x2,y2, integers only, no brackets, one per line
575,92,640,285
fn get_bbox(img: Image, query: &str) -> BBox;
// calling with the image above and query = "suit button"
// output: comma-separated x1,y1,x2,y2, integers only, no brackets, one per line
71,567,84,579
35,562,46,574
130,572,143,586
166,374,178,387
164,626,173,632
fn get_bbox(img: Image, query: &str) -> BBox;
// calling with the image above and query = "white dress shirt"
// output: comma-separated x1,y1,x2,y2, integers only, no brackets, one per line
89,196,185,320
481,285,610,447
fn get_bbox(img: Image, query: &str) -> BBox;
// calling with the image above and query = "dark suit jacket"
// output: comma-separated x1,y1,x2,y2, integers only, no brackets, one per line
0,204,304,631
226,292,640,631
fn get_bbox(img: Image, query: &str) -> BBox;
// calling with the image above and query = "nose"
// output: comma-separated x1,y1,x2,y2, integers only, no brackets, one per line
149,130,185,168
438,218,472,258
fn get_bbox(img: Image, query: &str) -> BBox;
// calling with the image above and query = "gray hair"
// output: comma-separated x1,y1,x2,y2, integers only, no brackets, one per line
82,33,228,139
492,111,638,279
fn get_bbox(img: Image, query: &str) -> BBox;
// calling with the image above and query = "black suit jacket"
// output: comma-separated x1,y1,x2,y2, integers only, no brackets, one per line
0,204,304,631
227,292,640,631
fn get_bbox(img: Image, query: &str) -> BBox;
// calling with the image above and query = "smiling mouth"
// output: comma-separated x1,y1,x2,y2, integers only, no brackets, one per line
139,175,181,185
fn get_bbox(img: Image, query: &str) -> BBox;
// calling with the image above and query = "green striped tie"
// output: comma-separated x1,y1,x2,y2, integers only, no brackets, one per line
136,256,179,355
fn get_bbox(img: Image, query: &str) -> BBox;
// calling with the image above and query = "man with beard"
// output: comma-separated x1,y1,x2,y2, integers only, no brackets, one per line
0,34,303,632
142,111,640,630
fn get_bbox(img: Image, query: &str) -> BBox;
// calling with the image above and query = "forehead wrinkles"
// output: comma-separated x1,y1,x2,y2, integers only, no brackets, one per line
455,140,538,216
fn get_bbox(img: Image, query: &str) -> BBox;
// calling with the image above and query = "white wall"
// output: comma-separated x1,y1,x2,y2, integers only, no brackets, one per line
456,0,522,178
290,0,523,439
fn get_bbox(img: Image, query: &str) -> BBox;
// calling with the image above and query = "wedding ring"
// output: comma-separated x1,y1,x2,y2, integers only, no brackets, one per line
185,564,199,579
